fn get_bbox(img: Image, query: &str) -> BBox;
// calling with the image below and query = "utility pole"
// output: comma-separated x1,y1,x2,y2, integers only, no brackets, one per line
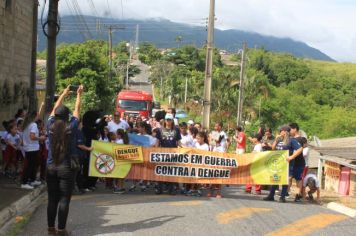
108,26,113,81
202,0,215,130
184,76,188,104
29,0,39,114
237,43,247,126
104,25,125,81
126,41,132,89
96,18,103,37
160,76,163,98
135,24,139,53
45,0,59,114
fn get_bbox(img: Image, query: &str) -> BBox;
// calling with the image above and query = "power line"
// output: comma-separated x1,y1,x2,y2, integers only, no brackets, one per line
72,0,93,38
120,0,124,18
106,0,113,19
87,0,99,17
56,21,206,25
48,29,206,33
64,0,90,40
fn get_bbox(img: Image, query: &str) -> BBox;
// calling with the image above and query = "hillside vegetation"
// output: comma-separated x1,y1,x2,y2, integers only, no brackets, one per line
39,41,356,138
38,16,333,61
142,44,356,138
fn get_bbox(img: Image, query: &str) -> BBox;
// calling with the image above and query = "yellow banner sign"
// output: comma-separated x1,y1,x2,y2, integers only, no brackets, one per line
89,141,289,185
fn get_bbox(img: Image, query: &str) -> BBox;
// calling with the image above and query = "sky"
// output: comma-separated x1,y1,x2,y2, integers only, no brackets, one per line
42,0,356,62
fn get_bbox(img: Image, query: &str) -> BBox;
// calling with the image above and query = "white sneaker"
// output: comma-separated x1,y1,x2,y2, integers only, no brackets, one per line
30,180,42,186
21,184,34,190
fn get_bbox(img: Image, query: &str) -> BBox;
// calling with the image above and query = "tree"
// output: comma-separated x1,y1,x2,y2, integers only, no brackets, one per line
56,40,122,113
175,35,183,48
149,60,175,99
138,42,162,65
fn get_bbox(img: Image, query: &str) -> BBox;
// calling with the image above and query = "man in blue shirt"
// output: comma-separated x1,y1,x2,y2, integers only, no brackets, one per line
263,125,303,203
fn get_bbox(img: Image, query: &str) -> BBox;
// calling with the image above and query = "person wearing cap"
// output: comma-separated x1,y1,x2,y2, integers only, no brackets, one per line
107,111,130,133
158,113,182,148
46,85,83,236
187,120,194,131
263,124,303,203
155,113,182,195
302,173,321,204
288,122,306,202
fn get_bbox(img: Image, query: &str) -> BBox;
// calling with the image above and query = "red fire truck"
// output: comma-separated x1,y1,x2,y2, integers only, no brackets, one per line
115,90,155,118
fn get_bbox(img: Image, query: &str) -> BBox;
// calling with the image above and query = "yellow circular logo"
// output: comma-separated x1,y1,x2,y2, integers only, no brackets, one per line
265,153,285,174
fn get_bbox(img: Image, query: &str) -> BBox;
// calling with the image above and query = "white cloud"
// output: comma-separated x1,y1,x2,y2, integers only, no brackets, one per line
41,0,356,62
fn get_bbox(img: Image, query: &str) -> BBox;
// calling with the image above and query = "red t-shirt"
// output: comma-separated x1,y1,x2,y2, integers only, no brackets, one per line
236,132,246,149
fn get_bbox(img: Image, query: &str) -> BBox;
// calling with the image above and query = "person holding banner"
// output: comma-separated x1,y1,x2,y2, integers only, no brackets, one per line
74,120,93,194
98,127,109,142
263,125,303,203
155,113,182,195
46,85,83,236
202,134,223,198
186,131,209,197
137,122,159,147
234,126,246,154
113,129,130,194
245,134,262,194
194,131,209,151
129,122,158,192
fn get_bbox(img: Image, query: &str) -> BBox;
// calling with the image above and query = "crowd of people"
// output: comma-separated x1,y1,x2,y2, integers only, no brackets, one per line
0,86,321,235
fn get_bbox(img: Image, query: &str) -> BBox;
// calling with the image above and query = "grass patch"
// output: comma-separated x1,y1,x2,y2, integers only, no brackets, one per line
5,213,31,236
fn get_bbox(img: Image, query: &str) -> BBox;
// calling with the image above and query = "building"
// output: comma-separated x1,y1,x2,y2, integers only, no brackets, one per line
0,0,37,120
312,137,356,197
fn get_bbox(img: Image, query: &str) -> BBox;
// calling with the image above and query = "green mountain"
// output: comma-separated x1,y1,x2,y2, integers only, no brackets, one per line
37,15,334,61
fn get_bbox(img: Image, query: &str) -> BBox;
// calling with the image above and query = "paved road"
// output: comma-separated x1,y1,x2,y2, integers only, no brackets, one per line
20,184,354,236
129,60,152,94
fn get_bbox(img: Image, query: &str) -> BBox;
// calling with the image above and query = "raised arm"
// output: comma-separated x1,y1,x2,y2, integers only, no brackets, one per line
36,102,45,121
73,85,83,119
50,86,70,117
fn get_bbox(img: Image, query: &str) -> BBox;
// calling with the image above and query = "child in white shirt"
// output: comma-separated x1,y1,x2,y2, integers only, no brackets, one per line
246,134,263,194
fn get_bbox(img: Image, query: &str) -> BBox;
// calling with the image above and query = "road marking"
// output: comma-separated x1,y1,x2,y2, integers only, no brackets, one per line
71,195,97,201
217,207,272,224
265,213,348,236
169,200,203,206
95,195,170,206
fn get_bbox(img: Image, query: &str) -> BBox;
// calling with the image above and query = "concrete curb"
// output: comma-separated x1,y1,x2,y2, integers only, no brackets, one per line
327,202,356,218
0,185,46,230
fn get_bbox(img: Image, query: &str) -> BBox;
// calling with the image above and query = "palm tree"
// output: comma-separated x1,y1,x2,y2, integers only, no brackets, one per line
175,36,183,48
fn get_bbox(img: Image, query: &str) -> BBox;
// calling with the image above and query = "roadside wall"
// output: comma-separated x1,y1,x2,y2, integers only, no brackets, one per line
0,0,34,121
324,161,356,197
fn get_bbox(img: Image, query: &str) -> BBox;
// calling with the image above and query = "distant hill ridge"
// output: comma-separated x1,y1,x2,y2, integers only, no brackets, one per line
37,15,334,61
